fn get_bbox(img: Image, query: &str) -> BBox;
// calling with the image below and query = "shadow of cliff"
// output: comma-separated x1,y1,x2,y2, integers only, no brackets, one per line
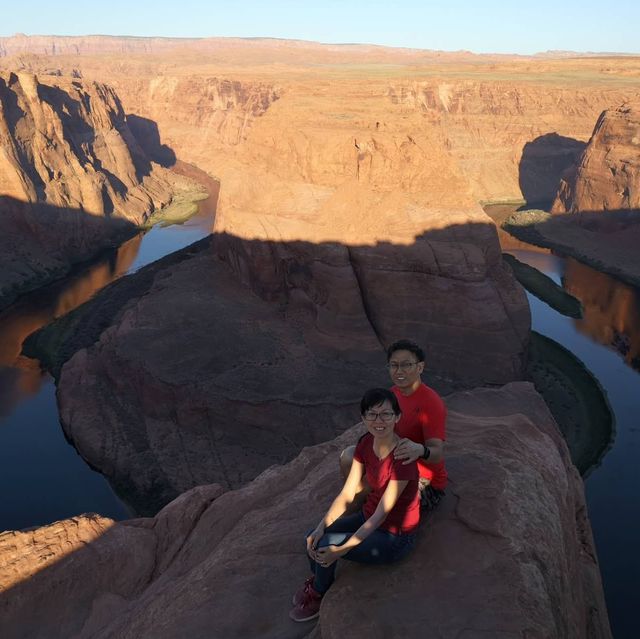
127,114,177,168
21,221,614,518
519,133,586,206
0,195,139,314
0,231,143,417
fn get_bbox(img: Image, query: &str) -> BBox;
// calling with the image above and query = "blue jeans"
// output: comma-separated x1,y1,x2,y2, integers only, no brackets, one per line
307,511,416,594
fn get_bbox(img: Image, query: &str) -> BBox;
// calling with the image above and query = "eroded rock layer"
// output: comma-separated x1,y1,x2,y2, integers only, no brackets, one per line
552,103,640,214
0,383,610,639
0,72,177,309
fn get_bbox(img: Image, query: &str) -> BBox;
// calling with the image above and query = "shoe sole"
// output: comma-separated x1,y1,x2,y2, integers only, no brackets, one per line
289,610,320,623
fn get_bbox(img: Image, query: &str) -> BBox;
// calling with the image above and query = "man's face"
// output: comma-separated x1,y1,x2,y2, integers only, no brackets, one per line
388,349,424,391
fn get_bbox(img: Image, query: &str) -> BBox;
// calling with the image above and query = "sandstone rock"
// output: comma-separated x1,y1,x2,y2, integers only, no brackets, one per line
0,72,178,309
29,189,529,515
498,104,640,286
552,103,640,214
0,383,611,638
33,236,384,515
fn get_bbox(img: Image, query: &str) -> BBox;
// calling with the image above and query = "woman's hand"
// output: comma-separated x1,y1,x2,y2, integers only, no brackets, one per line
315,544,346,567
306,524,325,558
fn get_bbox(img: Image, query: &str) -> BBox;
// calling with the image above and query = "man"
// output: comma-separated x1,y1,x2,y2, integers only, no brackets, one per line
340,339,447,510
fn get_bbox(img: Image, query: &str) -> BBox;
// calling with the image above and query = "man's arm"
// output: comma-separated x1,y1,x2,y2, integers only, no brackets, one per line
423,438,444,463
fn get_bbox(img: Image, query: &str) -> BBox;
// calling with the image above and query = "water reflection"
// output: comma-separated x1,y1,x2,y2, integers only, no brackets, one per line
0,162,218,531
0,234,142,417
0,162,220,420
564,258,640,372
486,203,640,637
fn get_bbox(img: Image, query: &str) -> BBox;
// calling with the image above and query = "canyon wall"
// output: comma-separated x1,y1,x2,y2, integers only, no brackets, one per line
0,71,173,221
0,72,179,309
106,73,632,207
552,102,640,213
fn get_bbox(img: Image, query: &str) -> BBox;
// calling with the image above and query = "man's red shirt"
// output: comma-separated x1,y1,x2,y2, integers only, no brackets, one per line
391,383,448,490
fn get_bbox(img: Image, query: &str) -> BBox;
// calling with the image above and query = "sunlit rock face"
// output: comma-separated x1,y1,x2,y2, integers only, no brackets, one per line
552,103,640,214
0,72,173,220
0,72,176,309
0,384,611,639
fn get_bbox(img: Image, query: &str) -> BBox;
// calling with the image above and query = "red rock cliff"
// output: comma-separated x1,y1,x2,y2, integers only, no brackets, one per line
0,72,178,309
552,103,640,213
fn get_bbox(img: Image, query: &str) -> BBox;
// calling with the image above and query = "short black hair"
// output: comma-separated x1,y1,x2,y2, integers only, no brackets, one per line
386,339,425,362
360,388,401,416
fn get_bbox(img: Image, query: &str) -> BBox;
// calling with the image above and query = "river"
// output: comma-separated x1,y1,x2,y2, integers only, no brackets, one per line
0,162,218,531
509,249,639,639
485,198,640,639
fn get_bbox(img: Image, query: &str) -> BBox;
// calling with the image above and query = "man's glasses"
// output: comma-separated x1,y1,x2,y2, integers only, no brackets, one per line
363,410,396,422
387,361,419,372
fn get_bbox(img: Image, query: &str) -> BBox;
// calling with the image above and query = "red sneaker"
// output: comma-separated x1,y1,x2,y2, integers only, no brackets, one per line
289,582,323,622
292,576,314,606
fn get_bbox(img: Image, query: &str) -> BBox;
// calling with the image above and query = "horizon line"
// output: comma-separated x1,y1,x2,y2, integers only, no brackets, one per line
1,33,639,58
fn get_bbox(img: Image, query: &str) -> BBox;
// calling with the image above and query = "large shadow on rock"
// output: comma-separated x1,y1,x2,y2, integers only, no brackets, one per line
0,195,138,314
24,221,533,516
519,133,586,207
20,215,617,518
127,114,177,168
0,232,143,418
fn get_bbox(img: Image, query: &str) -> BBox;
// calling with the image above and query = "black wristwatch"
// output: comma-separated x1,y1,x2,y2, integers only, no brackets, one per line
422,444,431,460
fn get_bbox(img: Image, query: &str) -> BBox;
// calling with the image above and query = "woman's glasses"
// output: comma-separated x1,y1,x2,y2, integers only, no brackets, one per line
363,411,396,422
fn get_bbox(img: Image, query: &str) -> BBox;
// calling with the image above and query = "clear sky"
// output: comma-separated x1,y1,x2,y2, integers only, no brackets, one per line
1,0,639,56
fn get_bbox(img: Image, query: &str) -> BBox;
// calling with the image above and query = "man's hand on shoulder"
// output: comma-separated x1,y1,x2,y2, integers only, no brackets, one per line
393,438,424,465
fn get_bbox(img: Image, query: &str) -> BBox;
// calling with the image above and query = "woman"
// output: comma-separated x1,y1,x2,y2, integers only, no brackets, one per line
289,388,420,622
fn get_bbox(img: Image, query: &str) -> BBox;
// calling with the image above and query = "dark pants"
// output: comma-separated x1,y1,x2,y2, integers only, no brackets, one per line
307,511,416,594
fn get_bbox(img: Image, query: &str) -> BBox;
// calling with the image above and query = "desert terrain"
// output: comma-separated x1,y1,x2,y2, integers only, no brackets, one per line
1,35,639,638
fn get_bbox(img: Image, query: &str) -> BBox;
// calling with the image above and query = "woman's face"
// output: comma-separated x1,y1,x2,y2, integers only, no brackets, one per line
362,400,400,438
